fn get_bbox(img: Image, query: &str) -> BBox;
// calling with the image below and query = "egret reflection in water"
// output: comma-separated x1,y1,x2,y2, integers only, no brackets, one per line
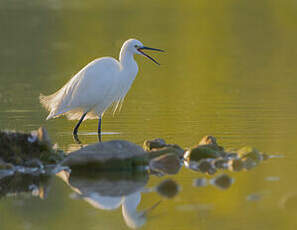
56,170,162,229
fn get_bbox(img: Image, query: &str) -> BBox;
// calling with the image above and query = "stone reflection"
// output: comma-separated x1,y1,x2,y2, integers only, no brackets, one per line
193,174,234,190
210,174,234,190
0,173,51,199
57,169,161,229
156,179,179,199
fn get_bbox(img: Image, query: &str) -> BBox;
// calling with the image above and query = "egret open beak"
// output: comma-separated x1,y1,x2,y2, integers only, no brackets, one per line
137,46,164,65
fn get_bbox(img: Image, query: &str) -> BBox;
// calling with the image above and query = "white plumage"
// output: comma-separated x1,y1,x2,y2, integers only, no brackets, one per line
40,38,163,141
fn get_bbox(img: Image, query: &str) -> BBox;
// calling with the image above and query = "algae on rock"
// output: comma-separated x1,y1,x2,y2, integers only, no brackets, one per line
0,127,65,166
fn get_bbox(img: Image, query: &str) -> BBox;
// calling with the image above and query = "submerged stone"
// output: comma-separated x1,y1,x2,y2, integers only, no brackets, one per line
156,179,179,199
149,153,181,175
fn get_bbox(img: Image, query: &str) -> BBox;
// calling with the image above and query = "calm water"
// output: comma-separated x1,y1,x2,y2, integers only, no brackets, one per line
1,1,297,229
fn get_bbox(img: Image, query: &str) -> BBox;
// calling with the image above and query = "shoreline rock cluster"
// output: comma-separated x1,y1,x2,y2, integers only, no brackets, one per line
0,128,270,176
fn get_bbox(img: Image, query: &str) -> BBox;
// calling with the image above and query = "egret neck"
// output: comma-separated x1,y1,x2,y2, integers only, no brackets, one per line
119,45,138,71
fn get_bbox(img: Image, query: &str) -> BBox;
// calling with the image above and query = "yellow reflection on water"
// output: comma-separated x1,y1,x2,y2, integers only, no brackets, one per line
0,0,297,229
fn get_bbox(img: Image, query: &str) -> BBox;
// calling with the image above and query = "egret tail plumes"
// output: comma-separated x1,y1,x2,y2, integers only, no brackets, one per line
39,90,98,121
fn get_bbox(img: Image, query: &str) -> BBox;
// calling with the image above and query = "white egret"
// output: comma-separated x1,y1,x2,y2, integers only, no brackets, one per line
40,39,164,142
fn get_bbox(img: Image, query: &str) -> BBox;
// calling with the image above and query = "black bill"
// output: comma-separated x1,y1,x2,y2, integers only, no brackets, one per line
137,46,164,65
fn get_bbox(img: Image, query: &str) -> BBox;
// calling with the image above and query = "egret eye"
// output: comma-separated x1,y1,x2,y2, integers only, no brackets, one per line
134,45,138,48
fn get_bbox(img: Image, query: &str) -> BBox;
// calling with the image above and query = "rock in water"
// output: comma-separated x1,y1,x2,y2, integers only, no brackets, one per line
184,135,225,162
0,127,62,166
61,140,148,171
143,138,184,158
198,135,218,145
143,138,167,151
184,146,223,162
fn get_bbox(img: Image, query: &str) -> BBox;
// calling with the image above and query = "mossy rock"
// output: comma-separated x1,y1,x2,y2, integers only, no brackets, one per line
184,146,224,162
198,135,218,145
0,127,63,166
143,138,167,151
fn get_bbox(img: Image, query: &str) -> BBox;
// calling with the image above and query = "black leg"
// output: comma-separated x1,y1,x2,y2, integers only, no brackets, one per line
73,112,87,143
98,115,102,142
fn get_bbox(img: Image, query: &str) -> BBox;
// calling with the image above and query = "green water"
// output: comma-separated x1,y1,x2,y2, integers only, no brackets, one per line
1,0,297,229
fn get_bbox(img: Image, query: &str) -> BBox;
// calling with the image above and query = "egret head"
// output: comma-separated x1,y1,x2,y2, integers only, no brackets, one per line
122,39,164,65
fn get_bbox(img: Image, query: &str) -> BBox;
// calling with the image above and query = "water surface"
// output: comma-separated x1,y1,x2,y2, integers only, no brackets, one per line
0,1,297,229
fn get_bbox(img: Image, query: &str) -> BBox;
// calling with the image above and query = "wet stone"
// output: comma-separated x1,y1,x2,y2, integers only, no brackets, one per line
143,138,167,151
198,136,218,146
156,179,179,199
184,146,223,162
198,159,217,175
0,127,61,166
61,140,148,171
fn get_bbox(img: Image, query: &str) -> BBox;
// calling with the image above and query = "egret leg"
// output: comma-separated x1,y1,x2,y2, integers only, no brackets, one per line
73,112,87,143
98,115,102,142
